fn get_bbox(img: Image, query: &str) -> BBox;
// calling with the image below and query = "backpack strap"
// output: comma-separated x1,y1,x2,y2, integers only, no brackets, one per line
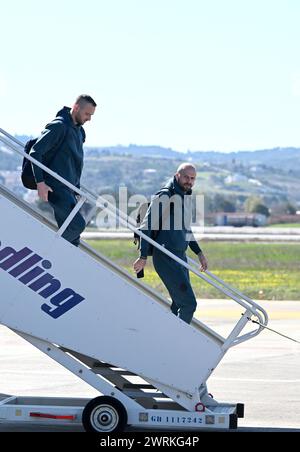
155,185,175,198
44,118,67,151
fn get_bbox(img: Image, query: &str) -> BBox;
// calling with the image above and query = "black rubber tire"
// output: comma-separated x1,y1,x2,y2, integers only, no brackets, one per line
82,396,127,433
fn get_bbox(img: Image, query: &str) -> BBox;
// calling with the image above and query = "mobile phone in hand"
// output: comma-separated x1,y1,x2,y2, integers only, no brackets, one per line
137,269,144,278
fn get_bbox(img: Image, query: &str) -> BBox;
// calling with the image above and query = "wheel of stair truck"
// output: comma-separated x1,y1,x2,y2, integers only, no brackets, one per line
82,396,128,433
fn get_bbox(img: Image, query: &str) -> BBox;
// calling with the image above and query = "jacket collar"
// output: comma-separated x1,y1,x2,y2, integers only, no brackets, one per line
165,176,192,197
55,106,77,128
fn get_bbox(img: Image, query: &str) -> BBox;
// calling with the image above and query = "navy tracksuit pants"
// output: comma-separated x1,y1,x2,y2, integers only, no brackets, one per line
152,247,197,324
48,188,85,247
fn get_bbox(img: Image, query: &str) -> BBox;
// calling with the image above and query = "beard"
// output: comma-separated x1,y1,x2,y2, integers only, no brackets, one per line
178,181,192,192
74,113,84,126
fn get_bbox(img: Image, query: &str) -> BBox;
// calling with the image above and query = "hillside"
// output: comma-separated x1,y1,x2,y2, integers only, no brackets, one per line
86,145,300,172
1,138,300,209
82,145,300,207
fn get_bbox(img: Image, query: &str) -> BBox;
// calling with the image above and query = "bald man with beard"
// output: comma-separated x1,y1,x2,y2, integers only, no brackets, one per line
134,164,208,324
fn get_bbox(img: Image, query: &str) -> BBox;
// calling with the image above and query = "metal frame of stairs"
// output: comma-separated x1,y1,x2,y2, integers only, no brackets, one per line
0,127,268,432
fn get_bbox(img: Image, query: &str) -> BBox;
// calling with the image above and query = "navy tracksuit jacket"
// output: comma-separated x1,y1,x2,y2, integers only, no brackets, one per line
30,107,86,246
140,177,202,324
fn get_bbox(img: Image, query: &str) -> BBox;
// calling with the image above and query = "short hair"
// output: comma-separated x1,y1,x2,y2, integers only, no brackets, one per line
176,163,197,174
75,94,97,108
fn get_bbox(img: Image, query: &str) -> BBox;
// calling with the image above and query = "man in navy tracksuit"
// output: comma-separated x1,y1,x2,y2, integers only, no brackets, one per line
30,95,97,246
133,163,208,324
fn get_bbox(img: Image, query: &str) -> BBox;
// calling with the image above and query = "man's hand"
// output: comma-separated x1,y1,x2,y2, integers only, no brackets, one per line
133,258,147,274
198,252,208,272
37,182,53,202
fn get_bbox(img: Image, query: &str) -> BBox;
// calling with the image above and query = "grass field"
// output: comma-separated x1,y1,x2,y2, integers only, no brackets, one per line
87,240,300,301
268,223,300,228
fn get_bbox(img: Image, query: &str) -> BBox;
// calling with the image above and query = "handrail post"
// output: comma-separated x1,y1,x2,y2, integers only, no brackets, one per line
222,309,253,351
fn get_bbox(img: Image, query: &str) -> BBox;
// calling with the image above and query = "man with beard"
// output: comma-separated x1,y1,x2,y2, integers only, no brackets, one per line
30,95,97,246
133,163,208,324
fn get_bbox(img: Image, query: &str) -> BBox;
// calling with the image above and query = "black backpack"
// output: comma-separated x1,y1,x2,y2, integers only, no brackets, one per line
21,122,67,190
133,186,175,256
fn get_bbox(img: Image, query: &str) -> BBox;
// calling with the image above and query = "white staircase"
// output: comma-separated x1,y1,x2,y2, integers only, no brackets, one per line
0,128,268,431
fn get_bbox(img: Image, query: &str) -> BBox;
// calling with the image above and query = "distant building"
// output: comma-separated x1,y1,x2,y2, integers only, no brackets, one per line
215,212,267,227
224,174,247,184
248,178,262,186
143,169,157,175
0,170,20,188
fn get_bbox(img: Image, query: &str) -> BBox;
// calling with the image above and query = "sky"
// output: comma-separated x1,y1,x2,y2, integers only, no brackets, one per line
1,0,300,152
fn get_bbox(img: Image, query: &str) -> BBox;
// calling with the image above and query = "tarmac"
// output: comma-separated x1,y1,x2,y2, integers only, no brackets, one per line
0,299,299,432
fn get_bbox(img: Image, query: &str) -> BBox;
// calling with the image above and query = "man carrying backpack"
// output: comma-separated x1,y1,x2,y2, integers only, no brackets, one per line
133,163,208,324
29,95,97,246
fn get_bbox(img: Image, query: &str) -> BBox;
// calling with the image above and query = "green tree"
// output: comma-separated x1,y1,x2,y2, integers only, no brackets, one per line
214,194,236,212
285,203,296,215
253,203,270,217
245,196,270,217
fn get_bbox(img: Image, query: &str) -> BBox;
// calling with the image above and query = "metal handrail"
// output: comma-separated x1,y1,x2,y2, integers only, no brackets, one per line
186,256,269,346
187,256,268,324
0,127,268,346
